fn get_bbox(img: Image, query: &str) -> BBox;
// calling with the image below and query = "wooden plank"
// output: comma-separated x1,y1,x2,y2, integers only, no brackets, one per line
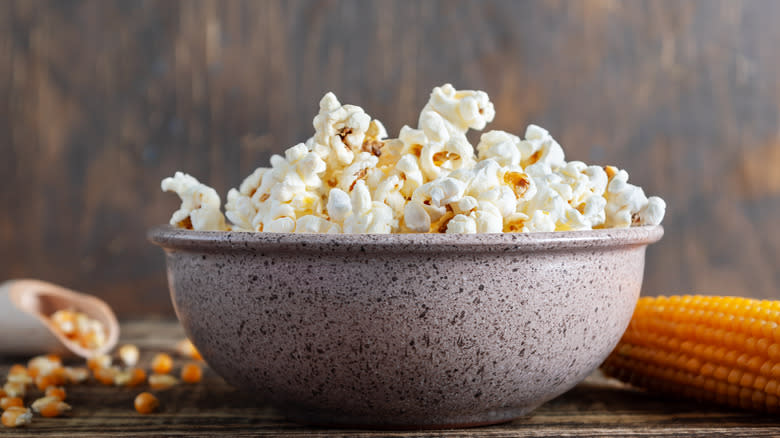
1,320,779,436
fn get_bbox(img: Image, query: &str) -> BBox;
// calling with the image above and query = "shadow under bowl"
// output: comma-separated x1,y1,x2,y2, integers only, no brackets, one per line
149,225,663,429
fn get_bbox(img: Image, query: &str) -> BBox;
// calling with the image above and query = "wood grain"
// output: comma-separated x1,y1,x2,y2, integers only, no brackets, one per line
1,0,779,317
1,320,780,437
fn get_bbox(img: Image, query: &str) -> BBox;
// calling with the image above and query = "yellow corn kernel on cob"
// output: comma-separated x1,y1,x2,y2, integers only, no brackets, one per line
602,295,780,413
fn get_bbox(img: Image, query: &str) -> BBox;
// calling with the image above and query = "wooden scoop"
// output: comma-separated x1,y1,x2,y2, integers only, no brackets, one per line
0,279,119,358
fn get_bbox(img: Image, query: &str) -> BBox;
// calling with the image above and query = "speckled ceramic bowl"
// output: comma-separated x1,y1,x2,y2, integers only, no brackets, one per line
149,225,663,429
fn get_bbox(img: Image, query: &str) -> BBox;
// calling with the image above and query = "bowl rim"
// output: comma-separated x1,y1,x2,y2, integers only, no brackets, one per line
148,224,663,254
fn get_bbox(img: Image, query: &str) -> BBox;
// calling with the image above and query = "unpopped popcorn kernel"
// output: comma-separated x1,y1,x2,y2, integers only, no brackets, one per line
134,392,159,414
0,397,24,411
175,339,204,361
149,373,180,390
3,383,25,399
31,396,71,418
180,362,203,384
45,386,66,401
114,368,146,387
94,366,121,386
87,354,112,372
1,406,32,428
63,367,90,384
151,353,174,375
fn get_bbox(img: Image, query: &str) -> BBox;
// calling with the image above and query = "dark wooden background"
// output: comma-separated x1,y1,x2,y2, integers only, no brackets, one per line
1,0,779,317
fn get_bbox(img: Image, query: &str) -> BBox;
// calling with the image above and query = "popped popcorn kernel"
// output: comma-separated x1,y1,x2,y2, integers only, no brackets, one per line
161,172,227,231
163,84,665,234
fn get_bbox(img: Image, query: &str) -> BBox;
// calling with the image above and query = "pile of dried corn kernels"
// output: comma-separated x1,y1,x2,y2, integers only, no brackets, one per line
0,339,203,428
49,309,108,351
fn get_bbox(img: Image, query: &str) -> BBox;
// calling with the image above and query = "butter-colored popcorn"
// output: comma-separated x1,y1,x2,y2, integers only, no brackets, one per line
161,172,227,231
164,84,665,235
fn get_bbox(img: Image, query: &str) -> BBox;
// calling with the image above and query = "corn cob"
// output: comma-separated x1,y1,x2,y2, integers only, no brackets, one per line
601,295,780,413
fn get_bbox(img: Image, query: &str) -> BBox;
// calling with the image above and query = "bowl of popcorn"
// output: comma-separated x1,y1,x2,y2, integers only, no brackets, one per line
149,84,665,428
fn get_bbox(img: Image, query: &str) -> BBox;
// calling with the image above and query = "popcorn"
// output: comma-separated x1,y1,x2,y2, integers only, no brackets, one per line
419,136,476,180
603,167,651,228
338,152,379,192
477,131,523,167
394,154,424,198
446,214,477,234
295,215,340,233
161,172,227,231
342,181,396,233
521,124,565,168
472,207,503,233
403,200,431,232
163,84,665,234
419,84,496,142
638,196,666,226
312,92,372,166
326,188,352,224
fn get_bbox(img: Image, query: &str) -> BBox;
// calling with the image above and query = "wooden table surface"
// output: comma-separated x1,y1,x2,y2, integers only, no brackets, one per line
1,321,778,437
